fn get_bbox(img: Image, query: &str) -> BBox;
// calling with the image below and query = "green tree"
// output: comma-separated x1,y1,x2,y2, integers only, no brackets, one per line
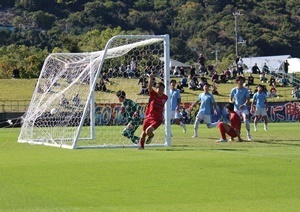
32,11,56,29
0,45,48,78
78,27,124,52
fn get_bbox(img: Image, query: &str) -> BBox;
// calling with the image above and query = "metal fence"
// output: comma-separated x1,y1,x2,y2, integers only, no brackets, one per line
0,100,31,112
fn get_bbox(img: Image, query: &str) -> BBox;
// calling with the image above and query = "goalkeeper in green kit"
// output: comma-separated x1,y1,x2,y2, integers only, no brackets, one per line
116,90,142,144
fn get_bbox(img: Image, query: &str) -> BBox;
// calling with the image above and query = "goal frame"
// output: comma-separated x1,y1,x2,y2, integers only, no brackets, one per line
18,34,171,149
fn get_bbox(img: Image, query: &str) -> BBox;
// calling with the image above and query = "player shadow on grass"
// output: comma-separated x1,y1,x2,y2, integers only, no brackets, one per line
254,139,300,146
151,146,248,152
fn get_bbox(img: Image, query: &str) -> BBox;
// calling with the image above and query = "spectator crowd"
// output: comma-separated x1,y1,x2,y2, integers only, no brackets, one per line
95,54,299,101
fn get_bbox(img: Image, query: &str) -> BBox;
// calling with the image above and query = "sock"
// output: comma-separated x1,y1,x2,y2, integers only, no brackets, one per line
207,121,218,128
193,129,198,136
245,119,250,134
132,136,139,143
139,136,145,148
194,119,199,136
217,122,226,139
140,139,145,148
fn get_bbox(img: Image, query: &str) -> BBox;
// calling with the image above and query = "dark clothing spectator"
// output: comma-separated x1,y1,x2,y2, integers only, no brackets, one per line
260,72,268,83
192,75,199,85
220,72,227,83
207,65,214,76
283,60,289,74
252,63,261,74
269,76,276,87
12,69,20,78
198,54,206,67
97,78,108,92
280,75,289,87
199,75,207,84
118,64,126,77
188,77,197,90
177,82,184,93
212,82,219,95
101,72,111,84
198,54,206,73
190,65,196,77
262,64,270,74
212,72,219,83
137,82,149,95
144,66,151,75
232,68,238,78
235,56,240,66
248,74,254,85
181,76,188,87
179,66,185,76
224,69,231,79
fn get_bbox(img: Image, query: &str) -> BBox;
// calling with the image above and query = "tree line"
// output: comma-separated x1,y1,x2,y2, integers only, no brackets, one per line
0,0,299,78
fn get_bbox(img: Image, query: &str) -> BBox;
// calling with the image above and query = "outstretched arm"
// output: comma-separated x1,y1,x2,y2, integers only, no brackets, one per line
250,97,255,113
148,72,154,93
213,102,218,115
190,100,199,109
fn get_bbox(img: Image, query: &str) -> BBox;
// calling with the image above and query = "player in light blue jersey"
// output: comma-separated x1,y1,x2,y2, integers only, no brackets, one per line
190,83,219,138
250,84,268,131
170,80,186,134
229,76,252,140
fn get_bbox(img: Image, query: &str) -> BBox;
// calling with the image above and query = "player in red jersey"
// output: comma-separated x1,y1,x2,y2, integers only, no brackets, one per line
139,72,168,149
217,103,243,142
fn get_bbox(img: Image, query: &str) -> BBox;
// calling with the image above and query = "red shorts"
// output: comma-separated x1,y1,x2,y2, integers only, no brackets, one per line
142,117,163,131
227,127,238,138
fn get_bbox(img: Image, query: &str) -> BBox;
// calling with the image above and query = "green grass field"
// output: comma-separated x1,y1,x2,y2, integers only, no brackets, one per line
1,123,300,211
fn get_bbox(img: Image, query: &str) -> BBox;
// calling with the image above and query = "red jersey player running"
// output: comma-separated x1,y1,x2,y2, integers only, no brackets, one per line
139,72,168,149
217,103,243,142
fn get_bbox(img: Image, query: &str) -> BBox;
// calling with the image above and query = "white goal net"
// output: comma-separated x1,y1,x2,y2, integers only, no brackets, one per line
18,35,171,149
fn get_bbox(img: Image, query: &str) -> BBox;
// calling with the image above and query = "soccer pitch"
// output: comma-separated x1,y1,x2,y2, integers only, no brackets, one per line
0,122,300,211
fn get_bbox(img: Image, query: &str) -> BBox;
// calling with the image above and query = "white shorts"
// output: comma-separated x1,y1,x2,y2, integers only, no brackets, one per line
234,109,249,116
195,112,211,124
170,110,181,119
254,108,267,116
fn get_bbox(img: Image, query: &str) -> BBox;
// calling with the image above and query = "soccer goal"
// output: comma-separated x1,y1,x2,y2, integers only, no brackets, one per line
18,34,171,149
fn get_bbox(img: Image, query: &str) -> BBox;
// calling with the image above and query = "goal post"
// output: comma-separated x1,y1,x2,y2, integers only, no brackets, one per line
18,34,171,149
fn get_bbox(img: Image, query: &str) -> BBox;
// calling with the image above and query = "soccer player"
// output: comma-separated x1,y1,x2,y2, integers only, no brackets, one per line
139,73,168,149
191,83,219,138
170,79,186,134
116,90,142,144
217,103,243,142
229,76,252,140
250,84,268,131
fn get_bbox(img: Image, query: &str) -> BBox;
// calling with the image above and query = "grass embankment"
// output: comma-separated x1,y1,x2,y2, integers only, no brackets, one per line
0,73,298,111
